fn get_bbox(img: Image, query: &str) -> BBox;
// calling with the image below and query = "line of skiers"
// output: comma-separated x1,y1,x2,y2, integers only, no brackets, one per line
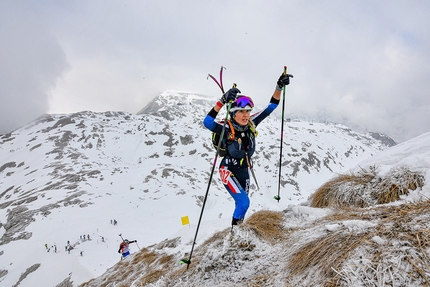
44,236,138,260
80,234,91,240
44,243,57,253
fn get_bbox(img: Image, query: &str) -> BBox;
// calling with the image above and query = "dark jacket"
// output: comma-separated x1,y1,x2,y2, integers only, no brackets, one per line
203,97,279,168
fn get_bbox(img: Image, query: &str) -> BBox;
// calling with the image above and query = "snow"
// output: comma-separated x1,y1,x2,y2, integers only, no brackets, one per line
325,223,341,232
353,131,430,204
0,91,428,286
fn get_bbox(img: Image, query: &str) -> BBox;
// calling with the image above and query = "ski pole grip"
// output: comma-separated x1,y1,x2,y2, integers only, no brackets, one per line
233,83,237,88
283,66,287,75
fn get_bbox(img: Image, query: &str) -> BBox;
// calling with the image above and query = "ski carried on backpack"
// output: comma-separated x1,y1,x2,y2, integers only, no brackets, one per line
207,66,226,94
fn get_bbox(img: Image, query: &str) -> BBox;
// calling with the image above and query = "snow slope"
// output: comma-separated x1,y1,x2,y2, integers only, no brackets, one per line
0,90,395,286
83,132,430,287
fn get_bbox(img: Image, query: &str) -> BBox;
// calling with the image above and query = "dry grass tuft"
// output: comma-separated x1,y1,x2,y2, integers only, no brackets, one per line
288,231,372,278
131,249,158,265
78,248,174,287
310,166,425,208
136,269,164,286
201,229,230,247
156,254,174,267
243,210,285,244
374,167,425,204
130,248,147,264
289,199,430,285
131,251,179,286
78,279,92,287
115,267,134,284
154,237,181,250
310,172,374,208
248,274,274,286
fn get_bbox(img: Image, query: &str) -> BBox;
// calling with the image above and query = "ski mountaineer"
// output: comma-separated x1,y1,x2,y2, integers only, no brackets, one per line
203,72,291,226
118,239,137,259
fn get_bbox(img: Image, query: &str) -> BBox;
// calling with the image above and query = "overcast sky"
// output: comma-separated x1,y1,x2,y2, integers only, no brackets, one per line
1,1,429,142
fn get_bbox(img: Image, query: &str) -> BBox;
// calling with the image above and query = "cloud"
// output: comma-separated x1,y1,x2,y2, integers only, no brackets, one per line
0,2,69,134
1,1,430,142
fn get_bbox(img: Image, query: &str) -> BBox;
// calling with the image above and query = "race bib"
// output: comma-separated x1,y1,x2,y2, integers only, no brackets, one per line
219,167,231,185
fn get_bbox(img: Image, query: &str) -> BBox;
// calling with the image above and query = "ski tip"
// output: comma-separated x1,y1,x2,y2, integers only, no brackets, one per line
179,258,191,265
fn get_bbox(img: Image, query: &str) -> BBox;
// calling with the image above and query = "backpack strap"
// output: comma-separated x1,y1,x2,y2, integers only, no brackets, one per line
248,120,258,138
226,120,235,141
220,119,256,143
227,119,257,140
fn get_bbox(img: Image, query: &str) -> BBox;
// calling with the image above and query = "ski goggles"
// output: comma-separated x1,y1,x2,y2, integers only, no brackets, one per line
230,96,254,112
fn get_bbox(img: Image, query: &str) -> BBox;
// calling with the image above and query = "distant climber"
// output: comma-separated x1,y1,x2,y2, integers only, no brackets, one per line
118,239,137,259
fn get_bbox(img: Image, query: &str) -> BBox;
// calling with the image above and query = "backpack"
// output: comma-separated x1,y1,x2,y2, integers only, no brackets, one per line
212,120,257,157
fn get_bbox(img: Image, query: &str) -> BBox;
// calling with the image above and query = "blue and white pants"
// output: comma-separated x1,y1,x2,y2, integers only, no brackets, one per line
219,165,250,220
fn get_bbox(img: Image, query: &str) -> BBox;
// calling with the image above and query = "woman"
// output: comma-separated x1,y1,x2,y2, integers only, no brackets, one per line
203,72,291,226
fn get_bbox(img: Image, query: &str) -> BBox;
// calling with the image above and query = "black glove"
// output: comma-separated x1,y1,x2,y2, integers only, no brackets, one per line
118,250,121,253
277,73,293,88
220,88,241,104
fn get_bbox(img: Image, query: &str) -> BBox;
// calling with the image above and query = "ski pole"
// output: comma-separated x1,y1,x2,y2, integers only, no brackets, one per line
118,233,125,242
180,100,233,268
180,69,234,268
245,153,259,190
275,66,293,202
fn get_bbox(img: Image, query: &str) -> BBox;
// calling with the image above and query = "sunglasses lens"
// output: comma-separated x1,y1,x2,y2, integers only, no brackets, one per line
236,97,254,108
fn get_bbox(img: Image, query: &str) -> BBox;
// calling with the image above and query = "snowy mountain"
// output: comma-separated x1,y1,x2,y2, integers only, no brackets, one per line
0,90,395,287
80,133,430,287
